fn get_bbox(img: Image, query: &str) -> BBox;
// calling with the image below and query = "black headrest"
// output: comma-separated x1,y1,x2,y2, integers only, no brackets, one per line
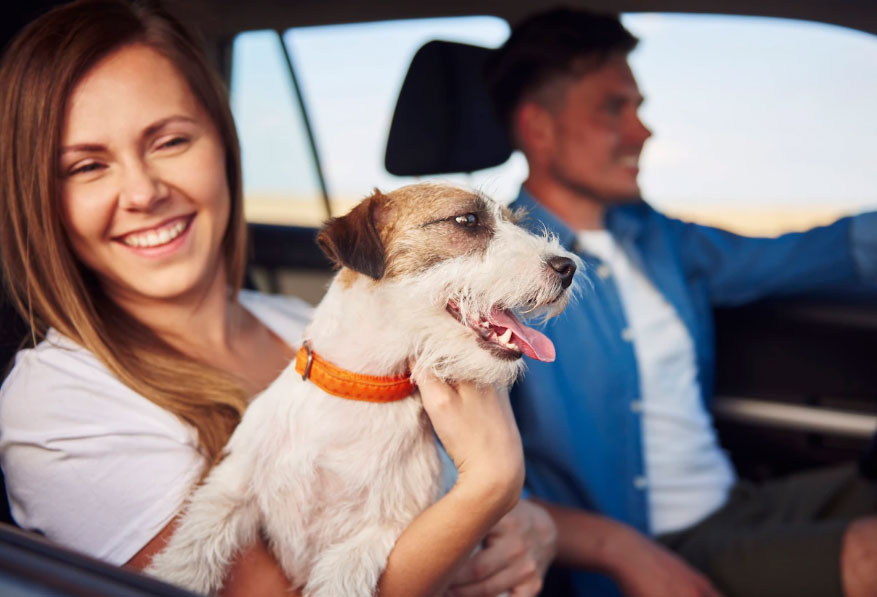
385,40,512,176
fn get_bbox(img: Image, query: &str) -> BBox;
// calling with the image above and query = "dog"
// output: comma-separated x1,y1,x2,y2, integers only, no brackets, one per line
147,183,579,596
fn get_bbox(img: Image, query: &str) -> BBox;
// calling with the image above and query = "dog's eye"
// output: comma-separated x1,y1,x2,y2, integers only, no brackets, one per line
454,213,479,227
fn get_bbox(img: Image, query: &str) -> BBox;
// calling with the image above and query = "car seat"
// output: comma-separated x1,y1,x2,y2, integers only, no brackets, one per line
1,282,27,527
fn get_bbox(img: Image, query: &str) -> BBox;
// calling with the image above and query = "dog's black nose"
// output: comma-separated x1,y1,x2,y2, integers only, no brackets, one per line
547,256,576,289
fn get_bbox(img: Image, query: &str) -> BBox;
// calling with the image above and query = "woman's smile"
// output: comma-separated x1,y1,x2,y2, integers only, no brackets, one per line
114,214,195,254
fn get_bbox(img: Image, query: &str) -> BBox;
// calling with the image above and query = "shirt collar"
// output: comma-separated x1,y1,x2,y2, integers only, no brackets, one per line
605,201,650,241
512,186,651,249
512,187,577,250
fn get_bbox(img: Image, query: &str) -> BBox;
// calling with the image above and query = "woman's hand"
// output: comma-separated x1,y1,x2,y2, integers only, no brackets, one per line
416,371,524,507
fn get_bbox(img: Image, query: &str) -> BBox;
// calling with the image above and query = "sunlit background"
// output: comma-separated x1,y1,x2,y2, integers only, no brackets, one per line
230,13,877,236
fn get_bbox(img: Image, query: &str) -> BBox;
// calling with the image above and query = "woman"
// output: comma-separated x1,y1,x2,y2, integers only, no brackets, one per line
0,1,527,594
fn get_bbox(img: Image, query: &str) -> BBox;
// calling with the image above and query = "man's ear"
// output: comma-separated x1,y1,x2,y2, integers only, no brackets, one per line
516,101,555,160
316,189,387,280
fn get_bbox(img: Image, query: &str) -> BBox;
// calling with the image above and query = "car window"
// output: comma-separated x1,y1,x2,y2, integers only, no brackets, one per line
231,14,875,235
231,17,522,226
283,17,524,218
230,30,327,226
623,14,877,235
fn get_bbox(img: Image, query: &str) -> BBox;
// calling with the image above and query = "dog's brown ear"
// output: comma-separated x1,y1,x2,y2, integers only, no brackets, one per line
317,190,387,279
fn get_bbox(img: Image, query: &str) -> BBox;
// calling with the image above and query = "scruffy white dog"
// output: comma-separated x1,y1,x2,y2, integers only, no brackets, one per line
147,183,579,596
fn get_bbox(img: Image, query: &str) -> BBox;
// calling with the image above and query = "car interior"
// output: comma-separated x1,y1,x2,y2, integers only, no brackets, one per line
1,0,875,593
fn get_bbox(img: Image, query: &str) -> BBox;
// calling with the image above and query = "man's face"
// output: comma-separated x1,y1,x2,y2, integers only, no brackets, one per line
540,54,652,203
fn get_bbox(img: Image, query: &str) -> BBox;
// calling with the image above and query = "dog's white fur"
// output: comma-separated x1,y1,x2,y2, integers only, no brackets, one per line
146,183,580,596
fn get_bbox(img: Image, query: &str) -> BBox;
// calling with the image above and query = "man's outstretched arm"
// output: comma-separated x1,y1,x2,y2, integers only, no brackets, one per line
536,500,723,597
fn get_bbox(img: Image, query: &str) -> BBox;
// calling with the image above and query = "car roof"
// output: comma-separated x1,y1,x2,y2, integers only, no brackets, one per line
169,0,877,43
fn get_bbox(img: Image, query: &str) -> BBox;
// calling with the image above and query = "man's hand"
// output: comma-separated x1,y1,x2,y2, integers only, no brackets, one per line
445,499,557,597
610,529,723,597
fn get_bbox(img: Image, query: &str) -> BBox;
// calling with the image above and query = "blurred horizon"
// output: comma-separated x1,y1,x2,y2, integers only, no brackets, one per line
243,192,858,237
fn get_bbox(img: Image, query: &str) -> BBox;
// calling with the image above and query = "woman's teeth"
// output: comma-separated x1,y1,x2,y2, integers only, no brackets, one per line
122,219,187,248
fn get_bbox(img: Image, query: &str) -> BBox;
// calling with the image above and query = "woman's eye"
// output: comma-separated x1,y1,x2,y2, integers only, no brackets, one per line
454,213,479,227
157,136,189,150
67,161,104,177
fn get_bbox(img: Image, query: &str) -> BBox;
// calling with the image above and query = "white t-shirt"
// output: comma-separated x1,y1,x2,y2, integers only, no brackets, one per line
0,290,311,565
577,231,736,536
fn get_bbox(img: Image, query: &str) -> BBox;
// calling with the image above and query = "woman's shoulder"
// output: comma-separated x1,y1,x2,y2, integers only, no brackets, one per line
239,289,313,346
2,330,116,400
0,331,188,437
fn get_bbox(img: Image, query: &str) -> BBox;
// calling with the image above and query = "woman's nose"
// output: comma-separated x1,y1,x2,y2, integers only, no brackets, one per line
119,160,169,210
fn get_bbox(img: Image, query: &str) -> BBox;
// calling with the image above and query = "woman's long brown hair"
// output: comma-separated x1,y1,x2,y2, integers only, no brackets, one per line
0,0,250,461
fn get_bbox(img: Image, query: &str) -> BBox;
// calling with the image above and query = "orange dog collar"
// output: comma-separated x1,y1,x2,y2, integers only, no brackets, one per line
295,342,415,403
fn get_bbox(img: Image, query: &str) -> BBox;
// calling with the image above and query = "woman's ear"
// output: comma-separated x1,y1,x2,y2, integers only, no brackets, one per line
316,189,387,280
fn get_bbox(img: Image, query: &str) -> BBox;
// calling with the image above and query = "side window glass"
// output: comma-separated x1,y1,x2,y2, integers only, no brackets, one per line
231,15,874,234
283,17,524,215
623,14,877,235
230,31,327,226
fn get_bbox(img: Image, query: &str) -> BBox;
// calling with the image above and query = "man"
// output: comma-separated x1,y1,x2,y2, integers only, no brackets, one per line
484,8,877,597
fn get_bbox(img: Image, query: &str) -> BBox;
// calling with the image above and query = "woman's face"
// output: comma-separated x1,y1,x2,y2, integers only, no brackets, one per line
59,43,230,306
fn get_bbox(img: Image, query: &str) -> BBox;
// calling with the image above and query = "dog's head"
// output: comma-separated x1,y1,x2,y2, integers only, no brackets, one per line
314,183,580,386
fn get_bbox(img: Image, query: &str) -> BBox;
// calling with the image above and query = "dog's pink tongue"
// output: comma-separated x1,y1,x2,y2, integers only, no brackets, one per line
490,309,556,362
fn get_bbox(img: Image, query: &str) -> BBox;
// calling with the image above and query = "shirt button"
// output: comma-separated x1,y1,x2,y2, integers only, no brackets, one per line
621,328,634,342
633,476,648,490
596,264,611,279
630,400,643,413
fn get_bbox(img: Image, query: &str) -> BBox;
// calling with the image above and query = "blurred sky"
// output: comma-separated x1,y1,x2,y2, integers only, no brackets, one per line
230,13,876,217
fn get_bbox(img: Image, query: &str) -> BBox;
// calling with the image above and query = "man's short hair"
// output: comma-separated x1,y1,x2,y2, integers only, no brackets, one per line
485,8,638,135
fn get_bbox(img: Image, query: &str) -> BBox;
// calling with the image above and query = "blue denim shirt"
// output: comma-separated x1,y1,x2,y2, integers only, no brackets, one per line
509,188,877,595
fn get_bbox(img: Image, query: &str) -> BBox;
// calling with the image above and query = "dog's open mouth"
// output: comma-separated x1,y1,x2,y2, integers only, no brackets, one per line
446,300,556,362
